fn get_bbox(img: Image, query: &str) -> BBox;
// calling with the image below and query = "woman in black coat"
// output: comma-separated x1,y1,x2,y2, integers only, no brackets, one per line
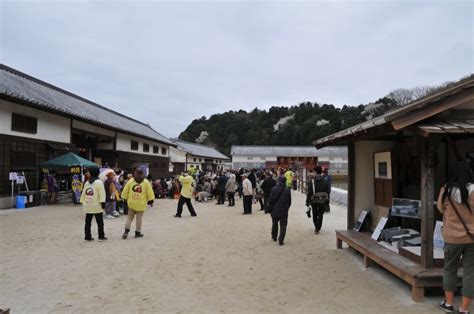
266,176,291,245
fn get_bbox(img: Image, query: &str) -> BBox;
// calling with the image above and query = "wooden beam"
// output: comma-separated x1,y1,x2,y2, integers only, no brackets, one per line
419,136,438,269
391,90,474,131
347,141,356,230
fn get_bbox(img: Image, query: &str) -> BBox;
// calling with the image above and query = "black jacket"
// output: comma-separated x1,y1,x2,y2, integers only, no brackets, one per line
306,175,330,206
268,178,291,218
248,172,257,189
261,177,276,196
217,175,228,191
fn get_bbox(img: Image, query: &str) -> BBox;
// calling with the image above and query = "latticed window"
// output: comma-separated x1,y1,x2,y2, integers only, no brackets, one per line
11,113,37,134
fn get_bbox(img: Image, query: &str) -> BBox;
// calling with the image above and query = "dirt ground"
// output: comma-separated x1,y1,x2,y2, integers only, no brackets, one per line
0,191,446,313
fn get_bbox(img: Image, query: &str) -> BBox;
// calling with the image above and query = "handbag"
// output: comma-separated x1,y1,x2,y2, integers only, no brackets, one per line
448,197,474,241
266,187,285,214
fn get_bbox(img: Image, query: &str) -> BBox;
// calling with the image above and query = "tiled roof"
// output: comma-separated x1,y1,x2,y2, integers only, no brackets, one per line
174,140,229,160
0,64,174,146
230,145,347,157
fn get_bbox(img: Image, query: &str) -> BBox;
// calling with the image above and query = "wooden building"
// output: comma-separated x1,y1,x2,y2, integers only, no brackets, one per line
230,145,347,172
314,76,474,301
0,64,174,201
172,140,229,172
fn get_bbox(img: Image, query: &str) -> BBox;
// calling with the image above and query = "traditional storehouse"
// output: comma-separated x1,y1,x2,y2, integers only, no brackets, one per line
314,76,474,302
0,64,175,197
172,140,229,172
230,145,347,172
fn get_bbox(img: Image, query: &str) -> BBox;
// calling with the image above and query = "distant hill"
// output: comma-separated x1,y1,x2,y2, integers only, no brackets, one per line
178,75,473,156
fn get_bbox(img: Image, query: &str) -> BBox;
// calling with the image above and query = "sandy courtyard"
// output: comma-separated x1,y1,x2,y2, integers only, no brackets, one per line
1,191,442,313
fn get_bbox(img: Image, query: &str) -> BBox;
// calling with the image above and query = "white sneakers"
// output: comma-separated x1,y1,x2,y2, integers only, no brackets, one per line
105,214,115,219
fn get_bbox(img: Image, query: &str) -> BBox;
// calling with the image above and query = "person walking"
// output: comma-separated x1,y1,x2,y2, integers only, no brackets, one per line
437,161,474,314
266,176,291,246
306,166,330,234
261,172,276,212
242,173,253,215
121,169,155,239
80,167,107,242
225,174,236,206
175,172,197,217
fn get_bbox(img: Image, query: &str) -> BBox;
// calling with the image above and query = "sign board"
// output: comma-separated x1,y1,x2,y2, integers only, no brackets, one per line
16,176,25,184
71,174,83,203
9,172,18,181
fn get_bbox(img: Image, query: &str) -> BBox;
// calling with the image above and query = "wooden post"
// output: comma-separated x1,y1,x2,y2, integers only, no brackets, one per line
420,136,436,269
347,141,356,230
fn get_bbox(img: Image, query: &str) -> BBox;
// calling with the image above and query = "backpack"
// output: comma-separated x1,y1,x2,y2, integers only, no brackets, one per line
310,179,328,205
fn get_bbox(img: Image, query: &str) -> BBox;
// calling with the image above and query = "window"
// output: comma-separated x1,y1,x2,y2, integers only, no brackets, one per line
199,158,202,162
193,158,196,162
11,113,37,134
143,144,149,152
153,146,159,154
131,140,138,151
247,157,253,161
260,157,266,161
161,147,167,155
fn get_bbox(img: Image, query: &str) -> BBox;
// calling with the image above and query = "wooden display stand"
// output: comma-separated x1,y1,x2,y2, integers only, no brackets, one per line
336,230,462,302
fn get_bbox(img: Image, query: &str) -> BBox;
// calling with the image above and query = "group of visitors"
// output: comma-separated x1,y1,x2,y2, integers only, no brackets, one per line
80,166,155,241
78,165,332,247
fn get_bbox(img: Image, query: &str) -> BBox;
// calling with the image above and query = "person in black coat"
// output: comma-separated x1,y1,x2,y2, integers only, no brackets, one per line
306,166,330,234
266,176,291,246
216,173,228,205
260,172,276,213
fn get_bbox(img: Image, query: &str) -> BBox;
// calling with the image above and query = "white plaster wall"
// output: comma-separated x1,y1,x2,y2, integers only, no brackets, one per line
72,120,115,137
169,146,187,163
116,133,169,157
0,100,70,143
232,155,277,162
187,155,205,163
354,140,394,221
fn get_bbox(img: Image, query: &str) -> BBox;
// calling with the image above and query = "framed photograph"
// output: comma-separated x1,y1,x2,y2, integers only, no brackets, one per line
390,198,421,219
354,210,369,232
374,151,392,179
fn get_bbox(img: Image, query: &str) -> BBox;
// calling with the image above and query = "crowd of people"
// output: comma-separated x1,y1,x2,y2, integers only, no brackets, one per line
78,163,333,247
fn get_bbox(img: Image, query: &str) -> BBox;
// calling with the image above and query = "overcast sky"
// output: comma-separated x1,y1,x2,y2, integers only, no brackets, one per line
1,0,473,138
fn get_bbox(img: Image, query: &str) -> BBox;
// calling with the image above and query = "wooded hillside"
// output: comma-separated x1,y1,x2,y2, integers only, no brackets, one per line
178,76,473,156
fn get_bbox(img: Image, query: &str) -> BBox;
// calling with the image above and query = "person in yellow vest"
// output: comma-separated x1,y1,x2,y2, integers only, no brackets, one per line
284,169,294,189
121,168,155,239
174,172,197,217
80,167,107,242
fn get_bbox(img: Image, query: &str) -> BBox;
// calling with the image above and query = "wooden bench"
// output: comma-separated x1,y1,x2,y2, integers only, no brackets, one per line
336,229,460,302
